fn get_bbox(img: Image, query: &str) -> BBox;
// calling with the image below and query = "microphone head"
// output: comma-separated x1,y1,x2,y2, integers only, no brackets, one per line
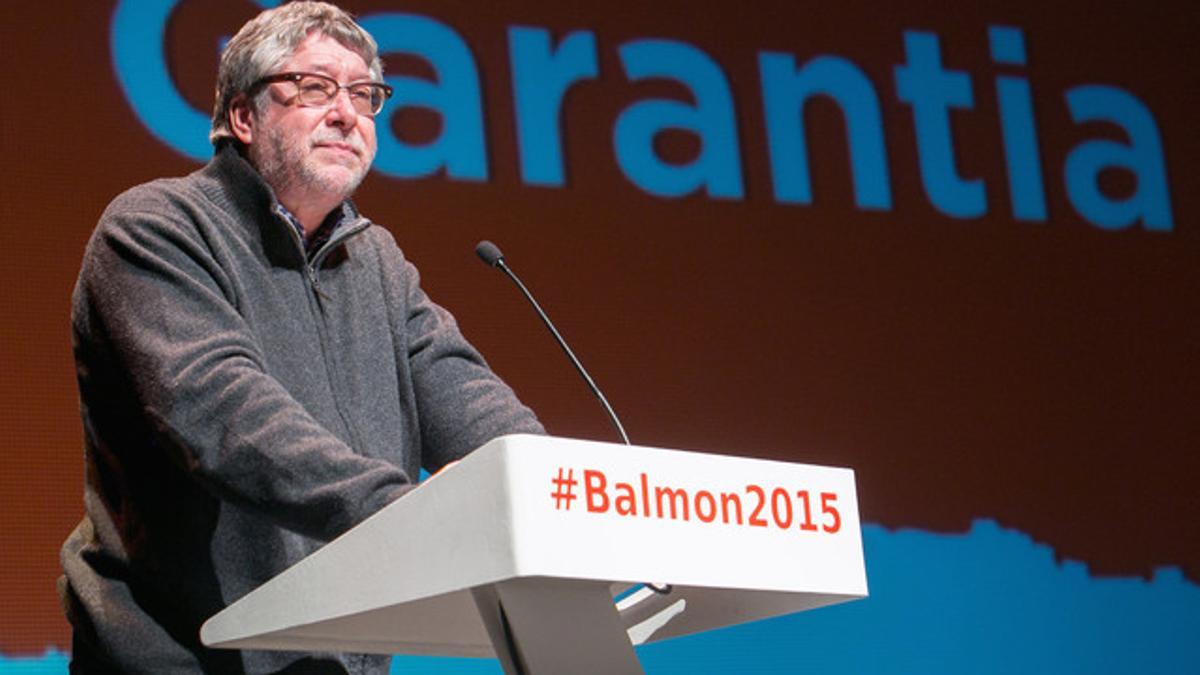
475,240,505,267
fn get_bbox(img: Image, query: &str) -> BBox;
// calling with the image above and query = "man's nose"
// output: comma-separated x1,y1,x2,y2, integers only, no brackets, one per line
324,88,359,126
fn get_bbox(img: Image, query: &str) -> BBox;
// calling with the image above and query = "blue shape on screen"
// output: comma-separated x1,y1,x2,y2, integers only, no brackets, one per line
385,519,1198,673
1064,85,1174,230
988,26,1047,222
759,52,892,210
111,0,212,162
8,520,1197,673
988,26,1027,65
634,520,1199,674
0,650,68,674
509,27,599,187
110,0,280,163
894,31,986,219
360,13,489,182
613,40,744,199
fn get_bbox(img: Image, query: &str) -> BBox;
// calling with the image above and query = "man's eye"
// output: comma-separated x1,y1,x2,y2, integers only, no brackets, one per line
294,77,333,95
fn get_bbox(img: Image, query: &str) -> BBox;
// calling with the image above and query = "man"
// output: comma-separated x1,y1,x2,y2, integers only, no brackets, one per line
58,3,542,673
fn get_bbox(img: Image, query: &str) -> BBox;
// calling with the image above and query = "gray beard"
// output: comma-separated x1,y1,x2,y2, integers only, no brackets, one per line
252,125,372,205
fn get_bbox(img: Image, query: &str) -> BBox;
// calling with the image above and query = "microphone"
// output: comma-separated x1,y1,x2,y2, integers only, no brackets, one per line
475,240,630,445
478,242,673,599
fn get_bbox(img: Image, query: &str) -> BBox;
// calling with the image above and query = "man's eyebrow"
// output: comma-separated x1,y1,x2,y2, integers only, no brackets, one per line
304,62,337,75
304,61,373,81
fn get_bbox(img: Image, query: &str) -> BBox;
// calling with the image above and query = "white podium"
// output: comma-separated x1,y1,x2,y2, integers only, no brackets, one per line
202,435,868,674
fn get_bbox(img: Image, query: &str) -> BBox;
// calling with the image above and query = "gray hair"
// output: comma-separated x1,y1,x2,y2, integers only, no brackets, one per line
209,1,383,146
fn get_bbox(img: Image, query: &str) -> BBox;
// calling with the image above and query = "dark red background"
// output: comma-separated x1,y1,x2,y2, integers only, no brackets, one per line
1,0,1196,653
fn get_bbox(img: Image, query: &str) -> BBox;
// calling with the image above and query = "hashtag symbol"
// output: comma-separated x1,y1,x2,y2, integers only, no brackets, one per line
550,468,577,511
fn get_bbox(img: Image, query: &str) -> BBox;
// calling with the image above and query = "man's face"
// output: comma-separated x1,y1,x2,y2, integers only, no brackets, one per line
245,32,379,207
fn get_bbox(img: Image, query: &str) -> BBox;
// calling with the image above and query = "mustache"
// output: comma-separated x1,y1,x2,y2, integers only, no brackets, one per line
310,134,367,156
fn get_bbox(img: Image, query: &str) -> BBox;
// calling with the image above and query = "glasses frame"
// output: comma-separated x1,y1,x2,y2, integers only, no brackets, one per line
253,71,394,116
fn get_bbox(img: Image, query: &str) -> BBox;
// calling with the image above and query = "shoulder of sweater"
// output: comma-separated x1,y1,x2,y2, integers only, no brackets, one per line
353,221,407,260
98,171,217,230
347,223,428,298
82,173,247,278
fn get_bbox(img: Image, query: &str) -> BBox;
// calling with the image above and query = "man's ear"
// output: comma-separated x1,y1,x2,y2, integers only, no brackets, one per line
229,94,255,145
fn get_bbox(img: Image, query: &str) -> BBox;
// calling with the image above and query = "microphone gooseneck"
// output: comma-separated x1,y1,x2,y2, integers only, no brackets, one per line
475,240,631,445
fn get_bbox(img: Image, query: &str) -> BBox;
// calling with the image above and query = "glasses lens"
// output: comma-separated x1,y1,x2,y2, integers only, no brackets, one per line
347,83,388,115
295,74,337,106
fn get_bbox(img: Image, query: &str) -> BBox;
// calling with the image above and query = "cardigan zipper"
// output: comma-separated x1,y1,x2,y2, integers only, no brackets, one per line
273,207,370,298
272,206,374,455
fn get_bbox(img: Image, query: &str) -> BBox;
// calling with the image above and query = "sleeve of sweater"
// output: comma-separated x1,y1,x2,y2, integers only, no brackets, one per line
371,229,545,471
75,193,414,542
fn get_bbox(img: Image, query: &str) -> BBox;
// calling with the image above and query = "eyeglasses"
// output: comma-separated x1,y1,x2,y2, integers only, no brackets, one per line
254,71,394,116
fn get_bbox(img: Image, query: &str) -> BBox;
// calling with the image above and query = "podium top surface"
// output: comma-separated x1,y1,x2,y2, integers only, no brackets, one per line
202,435,867,656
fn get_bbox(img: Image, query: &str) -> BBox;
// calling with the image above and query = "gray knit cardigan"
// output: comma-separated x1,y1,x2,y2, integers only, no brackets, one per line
59,144,542,674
